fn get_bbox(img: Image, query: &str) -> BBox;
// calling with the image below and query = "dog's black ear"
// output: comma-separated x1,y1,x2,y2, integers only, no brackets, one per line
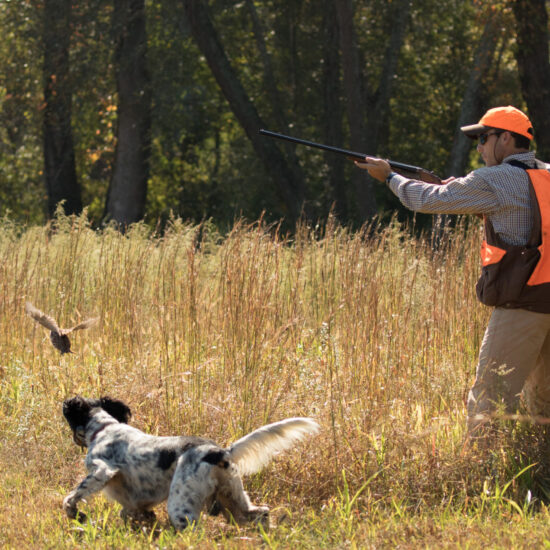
99,396,132,423
62,395,93,431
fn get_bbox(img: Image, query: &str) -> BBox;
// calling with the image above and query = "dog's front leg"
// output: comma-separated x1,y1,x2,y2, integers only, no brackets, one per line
63,460,119,520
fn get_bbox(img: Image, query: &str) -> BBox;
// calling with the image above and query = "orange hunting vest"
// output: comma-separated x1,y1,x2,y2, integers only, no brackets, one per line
476,159,550,312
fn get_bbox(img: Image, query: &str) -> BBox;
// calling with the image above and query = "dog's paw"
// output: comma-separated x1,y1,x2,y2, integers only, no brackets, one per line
74,510,88,523
170,513,197,531
64,504,87,523
63,495,81,520
251,506,270,530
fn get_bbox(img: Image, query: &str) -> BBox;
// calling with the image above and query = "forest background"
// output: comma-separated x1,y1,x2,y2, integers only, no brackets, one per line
0,0,549,231
4,1,550,546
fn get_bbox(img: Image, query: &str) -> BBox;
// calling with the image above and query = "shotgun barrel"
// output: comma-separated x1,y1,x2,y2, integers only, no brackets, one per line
259,128,441,184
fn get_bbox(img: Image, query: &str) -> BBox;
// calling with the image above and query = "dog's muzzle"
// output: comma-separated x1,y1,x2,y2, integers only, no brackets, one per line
73,427,87,447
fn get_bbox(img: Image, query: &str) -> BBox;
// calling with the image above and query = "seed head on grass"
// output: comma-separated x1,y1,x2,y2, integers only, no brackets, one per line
25,301,99,354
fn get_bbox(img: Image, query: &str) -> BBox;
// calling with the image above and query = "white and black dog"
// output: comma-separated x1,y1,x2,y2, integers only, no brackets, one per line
62,396,319,529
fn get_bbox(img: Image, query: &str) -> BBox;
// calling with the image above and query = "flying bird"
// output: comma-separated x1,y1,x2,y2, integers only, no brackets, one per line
25,302,99,354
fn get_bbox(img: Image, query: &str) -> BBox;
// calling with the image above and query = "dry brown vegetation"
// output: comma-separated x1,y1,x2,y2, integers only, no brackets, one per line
1,212,550,548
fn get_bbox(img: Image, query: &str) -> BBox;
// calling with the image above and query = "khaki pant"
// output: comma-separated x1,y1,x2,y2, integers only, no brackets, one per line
467,307,550,433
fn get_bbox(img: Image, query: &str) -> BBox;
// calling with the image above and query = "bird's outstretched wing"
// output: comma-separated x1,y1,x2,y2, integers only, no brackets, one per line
64,317,99,334
25,302,60,334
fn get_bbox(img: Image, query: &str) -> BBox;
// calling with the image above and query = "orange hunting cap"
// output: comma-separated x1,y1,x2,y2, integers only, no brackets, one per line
461,105,534,140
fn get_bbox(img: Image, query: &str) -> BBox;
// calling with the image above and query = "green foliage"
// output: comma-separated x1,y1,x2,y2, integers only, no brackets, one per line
0,0,533,228
0,0,44,222
70,1,116,222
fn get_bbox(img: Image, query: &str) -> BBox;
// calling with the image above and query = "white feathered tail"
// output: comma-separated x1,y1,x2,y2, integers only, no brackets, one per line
227,417,320,476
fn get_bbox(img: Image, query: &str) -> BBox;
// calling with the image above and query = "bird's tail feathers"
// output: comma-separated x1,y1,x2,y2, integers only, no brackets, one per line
228,417,319,476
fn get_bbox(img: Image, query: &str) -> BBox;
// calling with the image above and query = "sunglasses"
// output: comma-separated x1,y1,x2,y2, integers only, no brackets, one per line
479,131,503,145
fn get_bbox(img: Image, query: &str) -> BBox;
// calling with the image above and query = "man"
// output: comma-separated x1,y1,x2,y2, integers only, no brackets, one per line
356,106,550,434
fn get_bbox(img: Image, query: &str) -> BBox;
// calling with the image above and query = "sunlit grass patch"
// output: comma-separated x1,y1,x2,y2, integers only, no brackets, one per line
1,212,550,547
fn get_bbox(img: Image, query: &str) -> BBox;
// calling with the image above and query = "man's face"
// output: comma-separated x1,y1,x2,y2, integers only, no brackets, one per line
476,131,504,166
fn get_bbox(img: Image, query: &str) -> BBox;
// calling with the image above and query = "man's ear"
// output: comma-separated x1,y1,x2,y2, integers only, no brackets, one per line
501,131,513,144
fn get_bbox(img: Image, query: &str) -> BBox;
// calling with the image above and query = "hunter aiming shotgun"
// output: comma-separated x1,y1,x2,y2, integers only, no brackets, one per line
259,128,442,185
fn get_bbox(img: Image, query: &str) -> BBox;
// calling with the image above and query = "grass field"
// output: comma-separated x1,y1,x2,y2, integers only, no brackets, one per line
2,212,550,548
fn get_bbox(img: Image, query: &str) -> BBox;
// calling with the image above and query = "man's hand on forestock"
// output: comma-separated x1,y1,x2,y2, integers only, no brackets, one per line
354,156,391,182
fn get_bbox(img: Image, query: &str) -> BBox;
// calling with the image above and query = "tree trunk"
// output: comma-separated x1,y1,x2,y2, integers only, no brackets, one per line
182,0,306,225
105,0,151,226
322,0,347,219
447,16,502,177
243,0,305,207
335,0,410,221
365,0,411,155
244,0,287,131
335,0,375,220
512,0,550,160
42,0,81,217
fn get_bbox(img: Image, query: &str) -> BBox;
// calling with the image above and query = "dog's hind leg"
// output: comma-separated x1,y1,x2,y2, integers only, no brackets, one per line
63,459,119,520
215,465,269,528
167,449,218,530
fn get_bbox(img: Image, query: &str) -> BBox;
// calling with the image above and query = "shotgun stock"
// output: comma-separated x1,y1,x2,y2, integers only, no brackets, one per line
259,128,441,185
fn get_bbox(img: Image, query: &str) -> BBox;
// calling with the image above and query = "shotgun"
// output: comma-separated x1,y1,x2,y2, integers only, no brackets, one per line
259,128,442,185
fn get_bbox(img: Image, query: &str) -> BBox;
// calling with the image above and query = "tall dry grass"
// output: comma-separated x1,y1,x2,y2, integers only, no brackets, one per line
1,211,548,548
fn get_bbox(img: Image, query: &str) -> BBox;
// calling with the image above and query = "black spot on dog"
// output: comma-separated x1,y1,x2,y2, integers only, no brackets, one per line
157,449,177,470
202,450,229,468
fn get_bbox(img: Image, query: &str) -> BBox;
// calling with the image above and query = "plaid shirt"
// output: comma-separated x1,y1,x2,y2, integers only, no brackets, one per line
388,152,550,245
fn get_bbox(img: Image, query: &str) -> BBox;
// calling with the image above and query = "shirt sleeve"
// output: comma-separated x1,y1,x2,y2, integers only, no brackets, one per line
387,171,500,215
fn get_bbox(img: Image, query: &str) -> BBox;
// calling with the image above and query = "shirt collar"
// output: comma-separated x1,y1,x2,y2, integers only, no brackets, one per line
503,151,536,165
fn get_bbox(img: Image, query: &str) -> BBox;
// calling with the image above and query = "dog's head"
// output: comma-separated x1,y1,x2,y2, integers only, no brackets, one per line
62,395,132,447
